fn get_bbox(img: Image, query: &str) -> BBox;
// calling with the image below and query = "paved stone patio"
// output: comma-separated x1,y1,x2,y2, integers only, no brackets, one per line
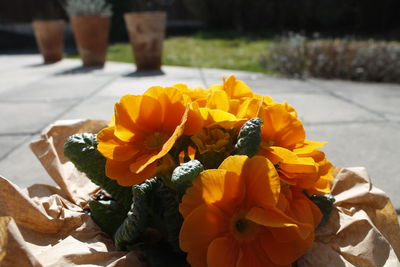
1,54,400,215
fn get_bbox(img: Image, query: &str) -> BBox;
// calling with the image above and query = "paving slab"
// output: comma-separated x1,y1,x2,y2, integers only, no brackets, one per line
201,68,321,94
60,95,116,121
0,134,56,188
0,55,78,94
306,121,400,207
1,74,113,101
1,99,78,134
270,92,384,125
0,135,31,159
311,79,400,119
98,67,206,98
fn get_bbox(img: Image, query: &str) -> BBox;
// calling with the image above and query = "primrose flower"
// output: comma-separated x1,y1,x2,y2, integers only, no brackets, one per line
97,86,203,186
257,103,332,191
179,155,321,267
293,145,334,194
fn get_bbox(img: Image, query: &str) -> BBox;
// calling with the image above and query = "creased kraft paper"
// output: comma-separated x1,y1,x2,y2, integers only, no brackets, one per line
0,119,399,266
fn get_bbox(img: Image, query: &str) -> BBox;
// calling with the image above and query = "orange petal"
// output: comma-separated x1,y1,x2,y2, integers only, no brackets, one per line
184,102,204,135
207,236,239,267
236,241,278,267
286,189,322,229
206,89,230,112
246,206,297,229
294,140,327,154
260,104,305,149
246,207,314,240
223,75,254,99
199,107,238,127
235,97,262,119
105,159,156,186
267,147,319,187
180,169,245,216
97,126,139,161
123,94,164,132
243,156,281,208
179,204,228,267
259,228,314,266
218,155,247,176
219,155,281,208
145,86,188,134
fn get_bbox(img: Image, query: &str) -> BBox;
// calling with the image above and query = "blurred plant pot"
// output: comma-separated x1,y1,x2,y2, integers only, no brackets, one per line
70,16,110,67
124,11,166,71
32,20,64,63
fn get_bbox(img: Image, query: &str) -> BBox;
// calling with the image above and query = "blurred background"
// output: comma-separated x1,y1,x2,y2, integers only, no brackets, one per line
1,0,400,82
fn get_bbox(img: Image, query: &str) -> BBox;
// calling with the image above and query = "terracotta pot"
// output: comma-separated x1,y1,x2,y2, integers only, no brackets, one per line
70,16,110,67
32,20,64,63
124,12,166,70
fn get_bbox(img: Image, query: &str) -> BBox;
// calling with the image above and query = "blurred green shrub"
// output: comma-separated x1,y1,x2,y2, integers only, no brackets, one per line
262,34,400,83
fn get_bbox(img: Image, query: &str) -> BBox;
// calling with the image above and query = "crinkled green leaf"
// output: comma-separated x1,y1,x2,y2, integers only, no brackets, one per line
156,183,183,252
234,117,263,157
89,199,127,237
171,160,204,193
64,133,132,209
114,178,159,251
114,177,185,256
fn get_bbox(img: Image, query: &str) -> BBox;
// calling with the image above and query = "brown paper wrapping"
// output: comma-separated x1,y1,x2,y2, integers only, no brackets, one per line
1,120,399,266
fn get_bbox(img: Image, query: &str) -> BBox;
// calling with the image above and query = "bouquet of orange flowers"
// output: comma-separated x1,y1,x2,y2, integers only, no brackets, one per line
64,75,335,266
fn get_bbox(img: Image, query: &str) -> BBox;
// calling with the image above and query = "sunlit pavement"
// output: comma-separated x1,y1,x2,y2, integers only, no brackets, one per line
1,54,400,217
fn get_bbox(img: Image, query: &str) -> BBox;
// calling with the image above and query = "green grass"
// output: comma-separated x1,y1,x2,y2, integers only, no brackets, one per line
106,36,272,73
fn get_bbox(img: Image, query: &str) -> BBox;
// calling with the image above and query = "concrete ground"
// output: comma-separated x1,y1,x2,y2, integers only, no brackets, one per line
1,54,400,215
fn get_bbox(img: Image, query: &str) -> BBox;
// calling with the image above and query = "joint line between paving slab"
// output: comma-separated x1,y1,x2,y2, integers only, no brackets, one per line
304,119,395,127
46,74,120,124
308,80,388,120
0,134,36,161
0,132,39,137
0,67,68,98
199,68,208,88
0,75,119,162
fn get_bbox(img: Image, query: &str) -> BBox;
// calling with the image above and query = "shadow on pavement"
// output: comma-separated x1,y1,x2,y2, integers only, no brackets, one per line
55,65,104,75
26,61,62,68
123,69,165,78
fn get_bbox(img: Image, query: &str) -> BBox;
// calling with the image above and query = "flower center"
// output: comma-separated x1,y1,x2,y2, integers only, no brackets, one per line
231,214,260,242
235,218,248,233
145,132,168,149
191,127,233,154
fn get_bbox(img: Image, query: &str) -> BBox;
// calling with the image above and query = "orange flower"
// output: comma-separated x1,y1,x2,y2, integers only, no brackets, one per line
208,75,265,117
259,103,305,150
174,83,209,107
97,86,203,186
257,103,332,191
293,143,334,194
179,155,321,267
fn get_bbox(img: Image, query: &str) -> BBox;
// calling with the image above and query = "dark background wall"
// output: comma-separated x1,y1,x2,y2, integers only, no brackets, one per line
1,0,399,39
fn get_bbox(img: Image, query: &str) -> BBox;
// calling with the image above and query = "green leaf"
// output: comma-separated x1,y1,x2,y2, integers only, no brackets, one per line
64,133,132,209
114,177,185,256
170,160,204,192
155,183,183,252
114,178,159,251
234,118,263,157
89,199,127,237
309,194,335,227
